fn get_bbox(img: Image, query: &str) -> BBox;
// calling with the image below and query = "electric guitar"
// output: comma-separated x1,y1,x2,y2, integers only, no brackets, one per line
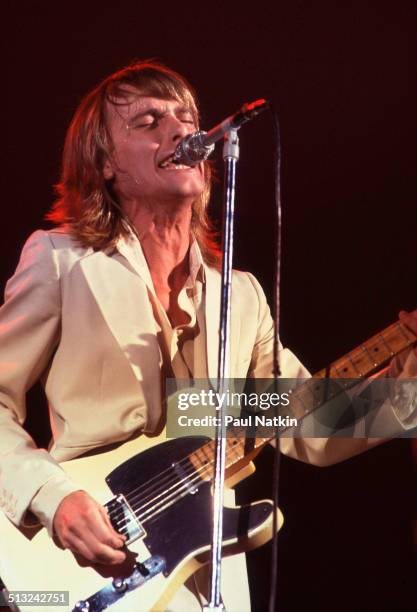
0,319,415,612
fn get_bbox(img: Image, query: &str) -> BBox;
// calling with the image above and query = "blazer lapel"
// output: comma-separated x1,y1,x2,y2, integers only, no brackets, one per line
115,234,156,295
79,249,162,391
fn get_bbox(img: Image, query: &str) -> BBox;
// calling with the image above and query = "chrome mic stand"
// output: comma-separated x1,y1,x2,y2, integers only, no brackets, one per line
203,129,239,612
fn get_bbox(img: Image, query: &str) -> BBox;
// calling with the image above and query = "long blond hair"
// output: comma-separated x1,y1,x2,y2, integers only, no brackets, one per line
48,61,220,265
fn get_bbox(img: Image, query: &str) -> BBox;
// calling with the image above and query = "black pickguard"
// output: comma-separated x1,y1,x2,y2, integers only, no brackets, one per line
106,437,272,576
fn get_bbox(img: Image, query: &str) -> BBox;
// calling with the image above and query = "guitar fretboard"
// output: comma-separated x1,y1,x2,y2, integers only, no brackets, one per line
188,319,417,482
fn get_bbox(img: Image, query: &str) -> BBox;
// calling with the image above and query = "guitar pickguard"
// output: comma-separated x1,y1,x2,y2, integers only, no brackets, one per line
105,437,273,576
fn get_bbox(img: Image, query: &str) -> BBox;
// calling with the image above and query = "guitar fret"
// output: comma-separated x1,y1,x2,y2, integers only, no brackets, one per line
361,344,379,368
385,325,413,354
332,363,344,376
396,322,413,344
279,391,302,420
182,316,417,485
194,448,208,466
378,333,394,356
293,388,312,415
347,354,362,376
332,359,352,377
228,438,243,462
365,334,391,363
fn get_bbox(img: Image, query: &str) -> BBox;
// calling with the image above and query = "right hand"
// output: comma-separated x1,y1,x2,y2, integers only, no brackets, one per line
53,490,126,565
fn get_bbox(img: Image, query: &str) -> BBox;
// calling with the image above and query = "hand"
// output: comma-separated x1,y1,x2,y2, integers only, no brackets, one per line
389,310,417,377
53,490,126,565
399,309,417,356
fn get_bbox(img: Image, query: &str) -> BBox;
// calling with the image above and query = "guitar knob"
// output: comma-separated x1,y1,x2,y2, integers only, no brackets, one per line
74,602,89,611
112,576,127,593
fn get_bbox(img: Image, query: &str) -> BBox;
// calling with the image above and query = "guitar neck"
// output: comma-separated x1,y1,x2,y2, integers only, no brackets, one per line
314,319,416,379
189,319,417,480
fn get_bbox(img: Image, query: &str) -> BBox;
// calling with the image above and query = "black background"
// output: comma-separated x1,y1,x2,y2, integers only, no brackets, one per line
2,1,416,611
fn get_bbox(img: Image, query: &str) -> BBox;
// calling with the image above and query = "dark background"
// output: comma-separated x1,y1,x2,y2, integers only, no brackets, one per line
2,1,416,611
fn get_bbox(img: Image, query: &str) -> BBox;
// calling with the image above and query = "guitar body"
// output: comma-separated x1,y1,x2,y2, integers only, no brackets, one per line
1,317,415,610
0,432,281,612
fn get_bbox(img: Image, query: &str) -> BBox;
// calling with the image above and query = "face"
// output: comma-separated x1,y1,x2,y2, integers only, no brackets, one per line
103,88,205,207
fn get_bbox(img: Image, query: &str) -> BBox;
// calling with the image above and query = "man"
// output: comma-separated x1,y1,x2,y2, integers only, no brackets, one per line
0,61,416,611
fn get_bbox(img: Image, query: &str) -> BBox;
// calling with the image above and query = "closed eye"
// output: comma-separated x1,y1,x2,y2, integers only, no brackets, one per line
179,111,196,125
129,108,196,129
131,112,161,129
132,117,195,130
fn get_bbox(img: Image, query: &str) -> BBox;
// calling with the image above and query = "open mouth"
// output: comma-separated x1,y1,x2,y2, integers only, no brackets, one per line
158,153,191,170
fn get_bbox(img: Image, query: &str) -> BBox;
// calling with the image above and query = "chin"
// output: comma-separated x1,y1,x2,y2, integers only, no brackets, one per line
167,181,205,200
169,190,204,204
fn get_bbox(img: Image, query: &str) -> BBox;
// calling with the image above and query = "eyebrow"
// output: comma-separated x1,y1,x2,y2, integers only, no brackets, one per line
127,104,194,126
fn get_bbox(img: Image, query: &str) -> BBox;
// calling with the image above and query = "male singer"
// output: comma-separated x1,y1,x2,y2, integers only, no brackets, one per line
0,61,416,611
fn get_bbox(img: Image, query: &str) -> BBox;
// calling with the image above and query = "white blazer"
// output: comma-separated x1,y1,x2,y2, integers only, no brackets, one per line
0,229,407,533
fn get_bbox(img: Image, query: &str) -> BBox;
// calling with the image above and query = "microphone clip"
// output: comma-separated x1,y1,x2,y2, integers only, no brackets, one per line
173,131,215,167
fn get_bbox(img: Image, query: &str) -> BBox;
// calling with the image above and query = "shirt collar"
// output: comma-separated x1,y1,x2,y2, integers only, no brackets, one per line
188,239,205,285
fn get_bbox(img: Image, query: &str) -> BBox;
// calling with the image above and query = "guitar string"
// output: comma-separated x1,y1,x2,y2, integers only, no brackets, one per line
109,368,369,528
117,435,251,525
107,331,405,530
108,357,368,530
113,440,212,507
108,442,243,529
131,436,265,527
107,329,401,526
110,459,210,529
138,478,205,526
110,369,378,530
118,461,207,524
108,445,226,526
124,438,244,512
107,436,245,524
110,382,361,530
111,395,334,528
136,467,208,525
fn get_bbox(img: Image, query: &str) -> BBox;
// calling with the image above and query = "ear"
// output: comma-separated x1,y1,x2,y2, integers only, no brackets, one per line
103,158,115,180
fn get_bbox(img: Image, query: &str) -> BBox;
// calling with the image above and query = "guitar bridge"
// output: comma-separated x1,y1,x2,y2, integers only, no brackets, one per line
104,494,145,544
73,555,166,611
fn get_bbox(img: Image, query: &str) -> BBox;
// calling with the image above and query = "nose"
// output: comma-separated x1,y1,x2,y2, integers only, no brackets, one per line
166,114,193,142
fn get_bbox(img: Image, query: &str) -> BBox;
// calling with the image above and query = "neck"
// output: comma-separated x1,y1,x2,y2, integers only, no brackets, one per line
123,198,193,289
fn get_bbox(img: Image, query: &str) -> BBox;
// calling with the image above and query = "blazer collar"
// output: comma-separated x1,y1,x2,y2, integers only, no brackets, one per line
92,233,239,382
114,231,155,293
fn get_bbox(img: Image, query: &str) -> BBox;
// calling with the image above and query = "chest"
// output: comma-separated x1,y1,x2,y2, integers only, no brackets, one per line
153,285,192,329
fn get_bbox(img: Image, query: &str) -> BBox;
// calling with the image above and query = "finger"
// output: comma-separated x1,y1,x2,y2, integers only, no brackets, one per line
399,310,417,334
72,529,127,565
87,506,126,549
399,309,417,319
99,506,126,544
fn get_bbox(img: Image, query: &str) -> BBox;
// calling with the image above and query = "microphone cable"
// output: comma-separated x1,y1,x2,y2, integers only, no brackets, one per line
268,104,283,612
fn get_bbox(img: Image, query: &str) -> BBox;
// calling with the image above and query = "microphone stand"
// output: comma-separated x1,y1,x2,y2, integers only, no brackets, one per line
203,129,239,612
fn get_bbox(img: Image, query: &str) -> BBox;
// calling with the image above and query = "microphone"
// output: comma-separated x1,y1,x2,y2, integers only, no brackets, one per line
173,99,269,166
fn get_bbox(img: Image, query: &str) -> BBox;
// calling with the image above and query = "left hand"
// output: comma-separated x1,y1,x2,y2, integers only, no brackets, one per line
389,310,417,377
399,309,417,356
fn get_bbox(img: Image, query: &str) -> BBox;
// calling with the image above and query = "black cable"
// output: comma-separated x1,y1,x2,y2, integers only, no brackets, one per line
268,105,282,612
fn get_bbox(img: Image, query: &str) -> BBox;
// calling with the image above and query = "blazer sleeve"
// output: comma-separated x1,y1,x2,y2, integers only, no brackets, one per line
245,272,310,380
244,271,410,466
0,231,80,533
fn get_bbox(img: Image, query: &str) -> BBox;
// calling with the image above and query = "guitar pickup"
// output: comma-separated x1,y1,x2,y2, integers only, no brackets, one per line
104,494,145,544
